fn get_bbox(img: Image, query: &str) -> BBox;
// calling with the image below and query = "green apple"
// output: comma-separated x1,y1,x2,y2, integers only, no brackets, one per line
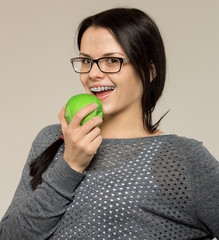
65,94,103,125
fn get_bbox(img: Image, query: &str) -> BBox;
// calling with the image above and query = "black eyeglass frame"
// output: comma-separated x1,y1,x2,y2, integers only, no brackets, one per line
70,57,129,73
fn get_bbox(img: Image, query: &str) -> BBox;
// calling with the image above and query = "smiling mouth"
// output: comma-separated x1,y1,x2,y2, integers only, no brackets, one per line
90,86,115,99
90,86,115,92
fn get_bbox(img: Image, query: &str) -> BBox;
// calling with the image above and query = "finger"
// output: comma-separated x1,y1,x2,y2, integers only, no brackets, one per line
88,135,103,154
81,116,103,135
84,126,101,143
80,133,103,156
69,103,98,128
58,105,68,133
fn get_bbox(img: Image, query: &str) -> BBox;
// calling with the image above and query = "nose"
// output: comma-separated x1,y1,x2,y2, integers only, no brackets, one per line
88,61,105,80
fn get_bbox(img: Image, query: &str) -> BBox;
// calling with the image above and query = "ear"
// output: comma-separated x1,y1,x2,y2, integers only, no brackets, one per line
150,62,157,82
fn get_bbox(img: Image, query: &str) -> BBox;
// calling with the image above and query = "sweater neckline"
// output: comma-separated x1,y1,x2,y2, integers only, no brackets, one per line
102,134,176,142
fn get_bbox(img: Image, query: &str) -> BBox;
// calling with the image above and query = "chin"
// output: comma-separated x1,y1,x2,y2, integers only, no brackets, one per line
102,106,121,120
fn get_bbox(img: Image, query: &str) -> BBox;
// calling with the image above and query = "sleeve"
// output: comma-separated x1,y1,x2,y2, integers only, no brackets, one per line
0,125,85,240
191,143,219,238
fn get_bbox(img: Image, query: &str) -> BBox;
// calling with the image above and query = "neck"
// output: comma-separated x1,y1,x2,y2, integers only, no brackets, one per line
100,110,162,139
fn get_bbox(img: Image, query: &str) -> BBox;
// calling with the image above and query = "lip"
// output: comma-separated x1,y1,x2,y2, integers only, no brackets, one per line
88,85,116,100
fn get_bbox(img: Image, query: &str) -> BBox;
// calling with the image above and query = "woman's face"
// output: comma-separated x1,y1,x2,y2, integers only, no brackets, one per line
79,27,143,120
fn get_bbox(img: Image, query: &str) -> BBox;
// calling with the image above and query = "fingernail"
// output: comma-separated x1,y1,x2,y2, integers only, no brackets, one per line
92,103,98,108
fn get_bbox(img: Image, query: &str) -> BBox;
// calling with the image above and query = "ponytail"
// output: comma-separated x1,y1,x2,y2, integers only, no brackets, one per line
29,138,64,190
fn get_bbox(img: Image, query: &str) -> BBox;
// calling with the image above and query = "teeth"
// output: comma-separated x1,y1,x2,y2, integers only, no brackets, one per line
90,86,115,92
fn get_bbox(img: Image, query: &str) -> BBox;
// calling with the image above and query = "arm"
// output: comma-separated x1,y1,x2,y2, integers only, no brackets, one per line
191,143,219,238
0,103,103,240
0,125,84,240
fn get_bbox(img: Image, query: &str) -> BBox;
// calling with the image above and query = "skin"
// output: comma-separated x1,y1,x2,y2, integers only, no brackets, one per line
58,26,163,173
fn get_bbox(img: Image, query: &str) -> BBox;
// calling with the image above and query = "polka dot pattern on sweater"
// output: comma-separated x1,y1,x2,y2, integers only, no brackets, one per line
51,136,210,240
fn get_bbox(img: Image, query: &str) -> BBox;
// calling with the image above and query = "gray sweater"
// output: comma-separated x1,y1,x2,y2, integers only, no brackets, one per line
0,124,219,240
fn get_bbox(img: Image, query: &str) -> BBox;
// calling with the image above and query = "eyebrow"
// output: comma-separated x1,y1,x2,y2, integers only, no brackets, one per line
80,52,125,58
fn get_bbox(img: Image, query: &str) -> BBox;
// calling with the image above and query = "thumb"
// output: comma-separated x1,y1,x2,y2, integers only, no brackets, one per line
58,105,68,133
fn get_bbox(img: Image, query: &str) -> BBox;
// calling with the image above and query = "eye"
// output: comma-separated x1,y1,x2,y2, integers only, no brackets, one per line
81,58,91,64
108,58,118,64
104,58,120,66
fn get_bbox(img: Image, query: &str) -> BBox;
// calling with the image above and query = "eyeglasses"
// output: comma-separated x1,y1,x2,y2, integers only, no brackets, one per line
70,57,129,73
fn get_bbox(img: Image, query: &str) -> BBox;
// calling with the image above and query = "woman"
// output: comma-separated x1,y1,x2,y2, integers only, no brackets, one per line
0,7,218,240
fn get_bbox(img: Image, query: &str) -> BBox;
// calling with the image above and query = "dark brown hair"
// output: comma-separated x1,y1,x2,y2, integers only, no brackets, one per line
77,8,167,133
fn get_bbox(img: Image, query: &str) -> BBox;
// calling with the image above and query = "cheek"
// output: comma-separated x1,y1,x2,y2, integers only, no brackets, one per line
124,71,143,96
80,76,87,88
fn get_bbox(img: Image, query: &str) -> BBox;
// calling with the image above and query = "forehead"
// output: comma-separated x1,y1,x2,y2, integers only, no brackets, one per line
80,27,125,57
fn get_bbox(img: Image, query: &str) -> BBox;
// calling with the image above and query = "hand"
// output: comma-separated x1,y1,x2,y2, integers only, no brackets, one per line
58,103,103,173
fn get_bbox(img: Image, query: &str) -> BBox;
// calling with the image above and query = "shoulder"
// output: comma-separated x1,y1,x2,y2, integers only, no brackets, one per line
161,134,218,169
31,124,62,157
35,124,62,142
161,134,208,157
161,134,203,152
